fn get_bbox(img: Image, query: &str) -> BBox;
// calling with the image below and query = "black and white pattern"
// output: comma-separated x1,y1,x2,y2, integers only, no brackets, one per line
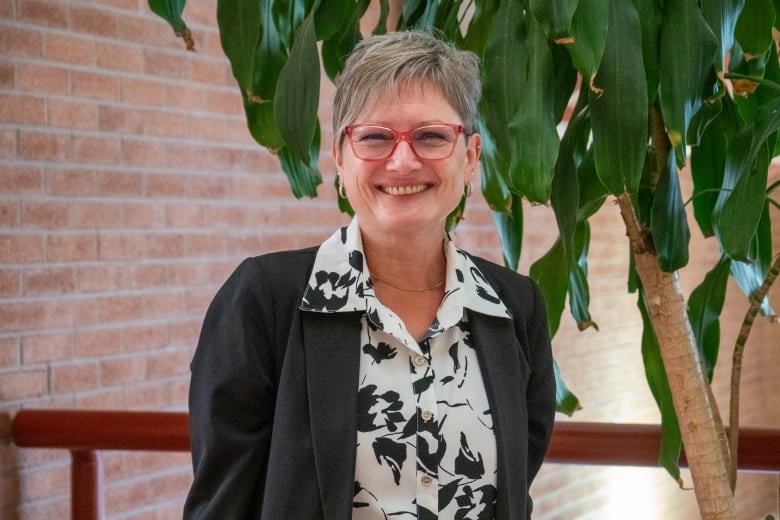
301,218,512,519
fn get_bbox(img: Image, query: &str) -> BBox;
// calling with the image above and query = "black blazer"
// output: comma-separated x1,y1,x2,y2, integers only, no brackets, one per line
184,246,556,519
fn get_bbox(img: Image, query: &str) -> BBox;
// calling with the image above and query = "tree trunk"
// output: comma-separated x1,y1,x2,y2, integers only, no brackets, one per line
617,195,736,520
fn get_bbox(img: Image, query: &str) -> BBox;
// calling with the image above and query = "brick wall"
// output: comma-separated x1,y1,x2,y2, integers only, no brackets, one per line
1,1,778,519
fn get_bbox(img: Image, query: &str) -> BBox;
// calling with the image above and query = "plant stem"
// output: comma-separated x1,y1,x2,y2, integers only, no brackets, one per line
729,253,780,490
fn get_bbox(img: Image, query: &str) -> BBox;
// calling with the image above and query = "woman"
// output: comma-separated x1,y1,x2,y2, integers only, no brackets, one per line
184,30,556,519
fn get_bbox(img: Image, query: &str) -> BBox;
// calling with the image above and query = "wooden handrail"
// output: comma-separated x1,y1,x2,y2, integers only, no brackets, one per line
10,409,780,519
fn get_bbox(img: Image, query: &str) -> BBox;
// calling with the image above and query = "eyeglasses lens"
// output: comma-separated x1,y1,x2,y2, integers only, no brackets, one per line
347,125,460,160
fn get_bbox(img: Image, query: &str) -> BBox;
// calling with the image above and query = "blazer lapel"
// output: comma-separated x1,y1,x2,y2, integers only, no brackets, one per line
302,310,363,519
470,311,527,520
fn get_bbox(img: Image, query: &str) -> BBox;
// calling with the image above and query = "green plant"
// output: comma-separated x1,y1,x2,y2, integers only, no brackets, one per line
152,1,779,518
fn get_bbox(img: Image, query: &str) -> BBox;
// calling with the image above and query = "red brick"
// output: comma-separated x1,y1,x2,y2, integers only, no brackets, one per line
96,293,144,322
0,369,47,400
122,379,174,409
17,63,69,95
0,94,45,125
225,117,255,144
190,174,227,198
0,267,20,298
71,70,119,101
0,234,45,263
47,98,99,130
0,62,15,89
146,172,187,197
145,232,185,258
51,361,98,393
69,4,119,38
18,131,70,162
97,232,144,260
130,263,167,288
46,232,98,262
148,469,192,501
0,26,43,59
164,82,206,109
22,266,75,296
0,166,43,194
0,130,16,159
142,110,186,137
120,138,167,167
168,317,201,345
72,201,122,229
0,200,19,228
104,478,148,517
22,331,73,364
0,337,20,368
143,291,186,319
43,298,98,328
207,89,243,115
74,327,122,359
167,261,209,285
186,232,223,256
18,498,70,519
96,170,142,196
72,134,121,164
143,48,185,78
43,32,95,66
76,387,124,409
18,0,68,28
118,12,178,48
166,203,206,228
98,105,143,134
100,356,145,385
145,349,189,379
123,322,167,352
75,264,123,292
21,200,71,229
187,114,225,141
46,167,96,196
120,76,165,106
96,41,143,72
187,57,229,85
121,202,166,228
164,142,211,171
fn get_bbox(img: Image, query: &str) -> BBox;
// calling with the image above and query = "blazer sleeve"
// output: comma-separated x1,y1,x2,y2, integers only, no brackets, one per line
183,257,289,518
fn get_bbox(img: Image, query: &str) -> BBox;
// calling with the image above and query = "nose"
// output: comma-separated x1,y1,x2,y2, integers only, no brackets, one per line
386,137,421,171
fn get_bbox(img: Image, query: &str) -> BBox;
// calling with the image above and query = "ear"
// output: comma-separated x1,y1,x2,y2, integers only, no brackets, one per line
466,132,482,184
332,136,344,171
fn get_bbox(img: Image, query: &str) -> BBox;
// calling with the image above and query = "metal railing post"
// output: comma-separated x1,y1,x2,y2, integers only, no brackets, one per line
71,449,102,520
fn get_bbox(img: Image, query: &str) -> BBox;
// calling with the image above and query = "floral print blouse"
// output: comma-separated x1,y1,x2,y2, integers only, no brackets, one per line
300,218,513,519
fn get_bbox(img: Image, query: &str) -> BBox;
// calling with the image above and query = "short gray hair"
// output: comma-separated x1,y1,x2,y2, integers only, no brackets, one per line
332,31,481,144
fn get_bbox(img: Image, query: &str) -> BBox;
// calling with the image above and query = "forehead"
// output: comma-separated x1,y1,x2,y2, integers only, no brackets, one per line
355,81,458,122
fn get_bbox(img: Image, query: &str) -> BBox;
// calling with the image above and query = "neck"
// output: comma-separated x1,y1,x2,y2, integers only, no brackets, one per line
361,229,447,290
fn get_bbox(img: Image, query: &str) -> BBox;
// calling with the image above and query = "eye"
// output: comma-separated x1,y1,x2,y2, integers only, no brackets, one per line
413,126,454,145
353,127,394,143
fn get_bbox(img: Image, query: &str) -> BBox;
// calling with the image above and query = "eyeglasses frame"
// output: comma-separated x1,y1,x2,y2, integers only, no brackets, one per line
342,123,472,161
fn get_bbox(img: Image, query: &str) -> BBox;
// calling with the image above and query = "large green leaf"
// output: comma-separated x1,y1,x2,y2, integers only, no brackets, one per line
217,0,261,93
554,359,582,415
734,0,775,58
242,91,284,150
274,14,320,163
253,0,288,100
530,239,569,338
480,0,527,182
564,0,609,85
149,0,191,49
321,0,368,81
687,255,731,381
701,0,746,70
590,0,648,195
276,120,322,198
658,0,719,164
730,200,776,315
492,196,524,271
633,0,662,101
510,15,559,202
314,0,354,40
463,0,501,56
530,0,580,41
638,286,683,483
714,95,780,260
568,221,597,331
650,152,690,272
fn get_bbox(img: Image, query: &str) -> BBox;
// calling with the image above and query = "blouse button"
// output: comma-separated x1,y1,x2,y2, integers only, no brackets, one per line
413,355,426,366
421,474,433,486
421,410,433,422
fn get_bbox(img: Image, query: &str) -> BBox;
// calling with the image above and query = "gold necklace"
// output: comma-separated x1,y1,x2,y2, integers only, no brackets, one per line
370,272,445,292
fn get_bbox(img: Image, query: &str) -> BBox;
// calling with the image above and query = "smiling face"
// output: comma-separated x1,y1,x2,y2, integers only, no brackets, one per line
333,81,481,240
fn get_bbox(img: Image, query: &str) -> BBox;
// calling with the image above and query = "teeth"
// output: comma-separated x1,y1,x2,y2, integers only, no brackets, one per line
384,185,426,196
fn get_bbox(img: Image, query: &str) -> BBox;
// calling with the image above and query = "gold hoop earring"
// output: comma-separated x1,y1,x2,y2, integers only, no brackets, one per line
338,181,347,199
464,183,473,198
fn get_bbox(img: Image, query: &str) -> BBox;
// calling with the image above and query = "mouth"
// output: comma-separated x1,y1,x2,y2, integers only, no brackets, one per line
381,184,429,196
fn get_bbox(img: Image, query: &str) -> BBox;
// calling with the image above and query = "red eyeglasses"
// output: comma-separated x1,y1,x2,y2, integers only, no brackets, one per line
343,123,471,160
